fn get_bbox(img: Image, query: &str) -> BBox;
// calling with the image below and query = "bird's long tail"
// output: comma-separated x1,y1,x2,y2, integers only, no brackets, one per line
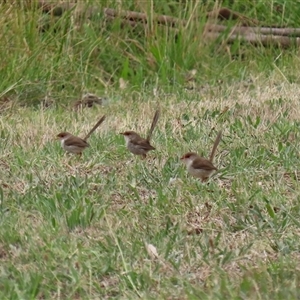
146,109,160,142
209,131,222,162
84,115,106,140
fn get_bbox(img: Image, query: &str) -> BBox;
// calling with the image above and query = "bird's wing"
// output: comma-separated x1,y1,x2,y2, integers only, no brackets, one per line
64,137,89,148
192,157,216,171
135,138,155,150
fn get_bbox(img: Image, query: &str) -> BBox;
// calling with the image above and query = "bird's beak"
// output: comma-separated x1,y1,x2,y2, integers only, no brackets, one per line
180,156,184,160
119,132,125,135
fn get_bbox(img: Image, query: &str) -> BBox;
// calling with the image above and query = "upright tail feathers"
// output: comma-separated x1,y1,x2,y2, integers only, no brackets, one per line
209,131,222,162
84,115,106,140
146,109,160,142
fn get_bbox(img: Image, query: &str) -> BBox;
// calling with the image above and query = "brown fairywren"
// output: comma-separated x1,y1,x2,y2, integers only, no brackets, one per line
57,115,106,156
181,131,222,182
120,109,160,159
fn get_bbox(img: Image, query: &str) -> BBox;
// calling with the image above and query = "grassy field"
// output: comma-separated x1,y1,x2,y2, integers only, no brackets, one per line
1,1,300,299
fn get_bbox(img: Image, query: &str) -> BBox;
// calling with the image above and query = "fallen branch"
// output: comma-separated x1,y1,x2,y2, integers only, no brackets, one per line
204,31,300,48
207,7,260,26
205,23,300,38
104,7,183,27
36,1,300,48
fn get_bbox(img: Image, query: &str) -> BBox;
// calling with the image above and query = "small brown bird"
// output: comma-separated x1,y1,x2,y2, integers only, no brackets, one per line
57,115,106,156
181,131,222,182
72,93,104,110
120,109,160,159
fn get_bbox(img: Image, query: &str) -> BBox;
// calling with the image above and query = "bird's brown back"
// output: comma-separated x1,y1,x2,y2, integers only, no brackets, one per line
64,135,89,148
192,157,217,171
